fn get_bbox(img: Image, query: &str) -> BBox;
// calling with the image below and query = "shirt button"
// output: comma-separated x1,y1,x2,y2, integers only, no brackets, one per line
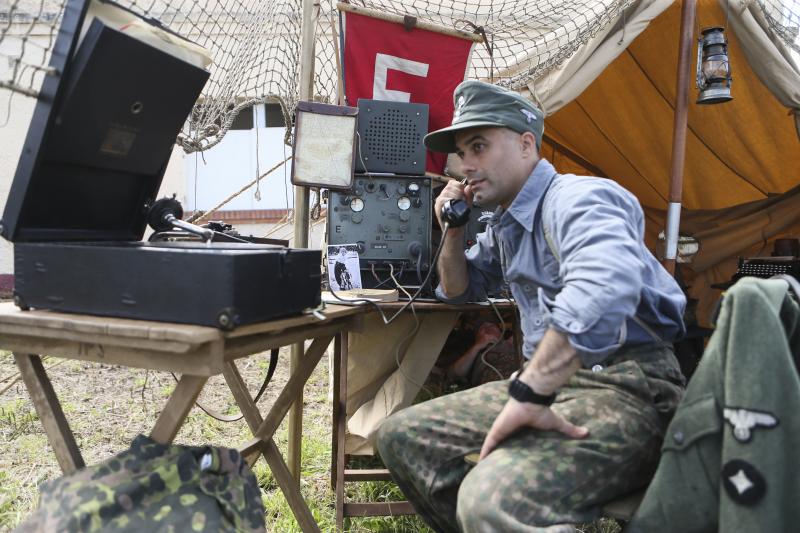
568,321,582,333
673,430,685,444
534,318,543,326
524,285,533,293
591,364,603,373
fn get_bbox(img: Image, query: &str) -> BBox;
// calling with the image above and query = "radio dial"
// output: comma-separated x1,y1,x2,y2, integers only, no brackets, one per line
350,198,365,212
397,197,411,210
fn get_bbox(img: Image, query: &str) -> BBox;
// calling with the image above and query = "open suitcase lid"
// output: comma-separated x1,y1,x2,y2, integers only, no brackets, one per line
0,0,210,243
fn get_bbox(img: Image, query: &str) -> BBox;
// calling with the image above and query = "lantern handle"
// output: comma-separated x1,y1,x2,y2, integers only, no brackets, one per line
695,36,705,90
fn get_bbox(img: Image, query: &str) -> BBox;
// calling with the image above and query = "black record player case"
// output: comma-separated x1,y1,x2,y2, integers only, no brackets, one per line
14,241,321,329
1,0,321,329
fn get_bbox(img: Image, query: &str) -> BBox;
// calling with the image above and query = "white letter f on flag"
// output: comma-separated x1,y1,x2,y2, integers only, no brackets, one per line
373,53,429,102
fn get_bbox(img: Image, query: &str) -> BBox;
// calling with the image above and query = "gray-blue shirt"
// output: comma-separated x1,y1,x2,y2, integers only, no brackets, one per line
436,158,686,367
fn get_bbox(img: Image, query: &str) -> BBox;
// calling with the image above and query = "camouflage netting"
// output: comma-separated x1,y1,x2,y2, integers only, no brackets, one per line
0,0,798,152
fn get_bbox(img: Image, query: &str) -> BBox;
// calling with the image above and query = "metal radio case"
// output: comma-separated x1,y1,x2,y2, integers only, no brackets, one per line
328,175,432,287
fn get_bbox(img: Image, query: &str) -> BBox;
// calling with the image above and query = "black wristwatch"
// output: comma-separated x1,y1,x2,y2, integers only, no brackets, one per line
508,377,556,406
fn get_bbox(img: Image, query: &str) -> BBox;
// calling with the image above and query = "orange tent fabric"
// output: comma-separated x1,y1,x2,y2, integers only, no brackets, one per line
540,0,800,324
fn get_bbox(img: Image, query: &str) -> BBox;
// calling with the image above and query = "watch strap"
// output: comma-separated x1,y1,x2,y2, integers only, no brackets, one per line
508,377,556,406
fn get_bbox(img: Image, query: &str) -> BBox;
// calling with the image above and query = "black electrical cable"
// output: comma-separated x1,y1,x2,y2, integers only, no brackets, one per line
174,348,280,423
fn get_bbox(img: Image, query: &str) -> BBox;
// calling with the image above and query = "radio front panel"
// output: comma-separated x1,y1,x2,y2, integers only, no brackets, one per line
328,175,432,272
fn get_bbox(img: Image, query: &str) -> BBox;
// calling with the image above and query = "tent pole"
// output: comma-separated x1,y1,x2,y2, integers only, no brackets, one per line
664,0,696,276
288,0,318,481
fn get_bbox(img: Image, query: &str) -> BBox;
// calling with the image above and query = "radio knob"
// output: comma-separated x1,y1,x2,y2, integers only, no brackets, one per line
352,213,363,224
397,185,407,195
399,211,410,222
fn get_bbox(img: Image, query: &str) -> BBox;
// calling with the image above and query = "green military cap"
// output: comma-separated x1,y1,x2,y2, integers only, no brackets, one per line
424,80,545,153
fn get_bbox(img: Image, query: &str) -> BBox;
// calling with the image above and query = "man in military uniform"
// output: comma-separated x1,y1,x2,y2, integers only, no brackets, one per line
376,80,687,532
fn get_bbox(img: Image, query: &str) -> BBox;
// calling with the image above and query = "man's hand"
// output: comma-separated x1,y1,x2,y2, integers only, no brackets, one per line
477,328,587,459
475,322,502,347
479,399,589,460
434,178,473,231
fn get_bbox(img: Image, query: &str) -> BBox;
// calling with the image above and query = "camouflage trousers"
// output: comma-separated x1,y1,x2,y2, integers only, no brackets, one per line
376,344,685,533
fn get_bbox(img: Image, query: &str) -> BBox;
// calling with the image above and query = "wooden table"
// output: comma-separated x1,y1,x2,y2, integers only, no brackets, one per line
0,301,364,533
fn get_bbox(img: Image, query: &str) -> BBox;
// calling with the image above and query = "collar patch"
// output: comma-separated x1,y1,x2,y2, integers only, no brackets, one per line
722,459,766,506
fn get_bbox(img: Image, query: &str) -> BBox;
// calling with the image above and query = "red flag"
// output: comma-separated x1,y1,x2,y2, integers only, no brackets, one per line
342,11,475,174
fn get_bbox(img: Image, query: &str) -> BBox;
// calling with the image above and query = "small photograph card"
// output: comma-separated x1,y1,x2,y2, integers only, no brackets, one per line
327,244,362,291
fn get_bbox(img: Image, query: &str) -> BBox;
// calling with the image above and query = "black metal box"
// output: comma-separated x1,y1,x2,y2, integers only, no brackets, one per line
1,0,321,328
355,99,428,175
14,241,321,328
327,175,432,289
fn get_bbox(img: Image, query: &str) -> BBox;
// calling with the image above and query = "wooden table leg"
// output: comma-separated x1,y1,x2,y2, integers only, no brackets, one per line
223,361,264,431
261,439,321,533
223,360,265,466
150,374,208,444
242,335,334,445
288,341,304,480
13,353,85,474
331,334,341,490
225,357,325,533
333,332,348,531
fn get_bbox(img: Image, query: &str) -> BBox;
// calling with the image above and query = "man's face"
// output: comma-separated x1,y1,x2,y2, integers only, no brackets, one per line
453,127,535,207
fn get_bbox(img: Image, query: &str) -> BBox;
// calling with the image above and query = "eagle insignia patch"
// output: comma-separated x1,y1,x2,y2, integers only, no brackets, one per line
722,407,778,443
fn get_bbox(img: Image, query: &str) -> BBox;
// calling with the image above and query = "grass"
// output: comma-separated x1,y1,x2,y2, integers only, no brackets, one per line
0,348,620,532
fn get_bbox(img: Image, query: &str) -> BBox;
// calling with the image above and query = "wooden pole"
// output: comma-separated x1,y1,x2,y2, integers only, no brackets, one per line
336,2,484,43
663,0,696,276
288,0,318,482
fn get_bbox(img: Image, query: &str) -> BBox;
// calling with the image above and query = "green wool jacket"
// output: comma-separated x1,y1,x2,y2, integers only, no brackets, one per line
627,277,800,533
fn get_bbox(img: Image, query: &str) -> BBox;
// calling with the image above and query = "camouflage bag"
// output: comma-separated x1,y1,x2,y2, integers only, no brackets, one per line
15,434,265,533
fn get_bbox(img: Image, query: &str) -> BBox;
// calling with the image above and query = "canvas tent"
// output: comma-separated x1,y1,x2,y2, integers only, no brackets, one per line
526,0,800,325
344,0,800,452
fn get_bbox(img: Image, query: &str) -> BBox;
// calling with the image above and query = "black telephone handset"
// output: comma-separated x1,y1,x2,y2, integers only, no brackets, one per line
441,199,471,228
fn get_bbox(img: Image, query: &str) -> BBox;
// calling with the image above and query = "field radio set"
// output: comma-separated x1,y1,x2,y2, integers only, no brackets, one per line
327,99,433,290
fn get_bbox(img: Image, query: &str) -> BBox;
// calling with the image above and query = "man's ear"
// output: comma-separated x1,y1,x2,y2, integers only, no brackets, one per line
520,131,539,159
